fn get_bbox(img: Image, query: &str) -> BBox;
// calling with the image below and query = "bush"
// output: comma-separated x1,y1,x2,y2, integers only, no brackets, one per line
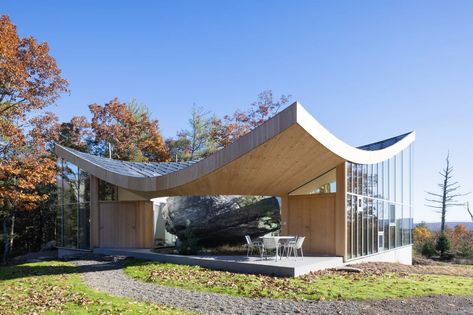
176,226,201,255
413,224,433,255
457,239,473,258
421,241,437,258
436,233,452,258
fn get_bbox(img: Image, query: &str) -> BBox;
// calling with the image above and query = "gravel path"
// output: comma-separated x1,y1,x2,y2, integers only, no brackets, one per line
73,258,473,315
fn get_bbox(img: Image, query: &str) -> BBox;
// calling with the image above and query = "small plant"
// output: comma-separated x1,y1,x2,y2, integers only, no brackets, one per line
421,241,436,258
177,220,201,255
436,232,452,259
457,239,473,258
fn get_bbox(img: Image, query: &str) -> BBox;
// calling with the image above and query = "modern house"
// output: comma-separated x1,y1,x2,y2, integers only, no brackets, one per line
55,102,414,270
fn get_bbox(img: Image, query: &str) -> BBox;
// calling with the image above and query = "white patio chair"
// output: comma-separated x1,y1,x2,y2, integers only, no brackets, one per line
261,237,281,261
286,236,305,260
281,235,298,257
244,235,262,256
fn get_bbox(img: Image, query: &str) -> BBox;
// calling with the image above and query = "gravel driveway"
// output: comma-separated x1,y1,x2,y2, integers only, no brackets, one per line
73,258,473,315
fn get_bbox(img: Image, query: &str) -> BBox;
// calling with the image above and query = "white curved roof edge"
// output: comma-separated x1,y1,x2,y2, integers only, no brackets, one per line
55,101,415,192
294,102,415,164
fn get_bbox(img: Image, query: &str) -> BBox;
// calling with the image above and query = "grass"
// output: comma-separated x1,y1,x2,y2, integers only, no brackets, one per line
0,261,191,315
124,259,473,301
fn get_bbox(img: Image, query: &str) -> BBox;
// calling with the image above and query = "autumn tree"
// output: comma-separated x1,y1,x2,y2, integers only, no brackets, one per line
449,224,469,251
165,134,191,162
210,90,291,147
425,154,470,233
413,223,432,245
0,16,68,119
56,116,92,152
0,15,68,263
89,98,169,162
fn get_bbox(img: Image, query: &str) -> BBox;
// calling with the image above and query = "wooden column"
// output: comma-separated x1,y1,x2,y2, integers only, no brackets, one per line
89,175,100,248
280,195,289,235
335,163,347,260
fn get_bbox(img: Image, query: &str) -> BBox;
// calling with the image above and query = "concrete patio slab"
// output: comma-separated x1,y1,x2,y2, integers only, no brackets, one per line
94,248,344,277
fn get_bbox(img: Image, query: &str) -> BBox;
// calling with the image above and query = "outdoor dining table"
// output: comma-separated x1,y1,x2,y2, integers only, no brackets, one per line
259,236,295,261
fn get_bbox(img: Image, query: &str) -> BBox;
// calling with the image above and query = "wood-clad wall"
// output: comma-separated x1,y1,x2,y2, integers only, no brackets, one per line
286,194,336,255
98,201,154,248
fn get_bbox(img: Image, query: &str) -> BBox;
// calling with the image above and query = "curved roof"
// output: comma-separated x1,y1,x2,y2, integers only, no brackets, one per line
55,102,415,197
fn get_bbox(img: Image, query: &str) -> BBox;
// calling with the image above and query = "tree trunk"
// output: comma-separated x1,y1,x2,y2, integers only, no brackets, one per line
467,202,473,222
2,217,9,265
441,171,448,233
9,213,15,254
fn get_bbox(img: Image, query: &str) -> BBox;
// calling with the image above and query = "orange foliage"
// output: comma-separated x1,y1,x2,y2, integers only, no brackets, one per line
89,98,169,162
210,90,291,147
448,224,470,250
0,15,67,213
0,15,68,120
413,225,432,244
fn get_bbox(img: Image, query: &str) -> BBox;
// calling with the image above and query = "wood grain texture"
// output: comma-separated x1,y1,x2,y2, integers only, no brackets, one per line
98,201,154,248
286,194,337,255
280,195,289,235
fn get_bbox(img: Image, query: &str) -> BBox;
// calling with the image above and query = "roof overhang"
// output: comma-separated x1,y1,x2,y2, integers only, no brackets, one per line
55,102,415,197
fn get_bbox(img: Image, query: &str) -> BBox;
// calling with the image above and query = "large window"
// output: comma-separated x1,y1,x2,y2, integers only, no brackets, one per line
57,158,90,249
289,168,336,195
346,144,413,260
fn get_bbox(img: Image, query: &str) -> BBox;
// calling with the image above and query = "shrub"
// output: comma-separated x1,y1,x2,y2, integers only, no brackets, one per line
436,233,452,258
457,239,473,258
413,224,435,256
176,224,201,255
421,241,437,258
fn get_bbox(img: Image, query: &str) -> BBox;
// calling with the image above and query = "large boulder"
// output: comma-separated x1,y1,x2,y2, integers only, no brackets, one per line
163,195,281,247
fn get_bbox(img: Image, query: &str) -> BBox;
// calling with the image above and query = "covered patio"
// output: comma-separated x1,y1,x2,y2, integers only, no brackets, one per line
55,102,415,276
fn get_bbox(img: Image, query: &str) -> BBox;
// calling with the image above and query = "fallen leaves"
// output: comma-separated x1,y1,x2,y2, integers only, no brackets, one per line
0,261,188,315
125,259,473,302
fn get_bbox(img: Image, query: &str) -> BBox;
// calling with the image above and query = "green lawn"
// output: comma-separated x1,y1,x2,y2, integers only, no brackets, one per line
0,261,191,315
124,259,473,301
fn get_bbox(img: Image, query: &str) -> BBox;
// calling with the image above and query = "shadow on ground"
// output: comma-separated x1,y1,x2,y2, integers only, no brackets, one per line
0,256,125,281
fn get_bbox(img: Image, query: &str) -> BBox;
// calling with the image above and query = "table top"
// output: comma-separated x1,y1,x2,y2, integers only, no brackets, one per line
260,236,295,239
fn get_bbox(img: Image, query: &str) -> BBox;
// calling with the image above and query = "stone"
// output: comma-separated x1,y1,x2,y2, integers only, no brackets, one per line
163,195,281,247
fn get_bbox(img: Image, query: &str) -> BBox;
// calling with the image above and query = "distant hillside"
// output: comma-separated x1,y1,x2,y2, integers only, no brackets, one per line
414,222,473,231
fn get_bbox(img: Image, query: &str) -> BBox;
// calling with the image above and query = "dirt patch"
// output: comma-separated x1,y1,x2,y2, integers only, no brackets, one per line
302,259,473,279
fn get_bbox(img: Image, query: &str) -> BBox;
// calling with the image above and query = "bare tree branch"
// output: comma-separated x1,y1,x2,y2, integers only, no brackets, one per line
425,153,471,233
467,202,473,222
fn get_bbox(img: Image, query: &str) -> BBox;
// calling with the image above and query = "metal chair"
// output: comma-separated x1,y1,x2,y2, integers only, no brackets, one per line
261,237,281,261
244,235,262,256
286,236,305,260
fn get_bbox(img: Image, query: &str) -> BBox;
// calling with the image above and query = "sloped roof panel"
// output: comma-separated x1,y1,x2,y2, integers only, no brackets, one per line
55,102,415,196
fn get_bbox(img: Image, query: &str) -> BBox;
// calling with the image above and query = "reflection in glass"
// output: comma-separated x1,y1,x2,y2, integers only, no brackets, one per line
290,168,337,195
345,142,413,260
57,158,91,249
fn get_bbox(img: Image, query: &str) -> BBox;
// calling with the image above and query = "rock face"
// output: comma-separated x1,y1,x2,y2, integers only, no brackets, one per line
163,195,281,247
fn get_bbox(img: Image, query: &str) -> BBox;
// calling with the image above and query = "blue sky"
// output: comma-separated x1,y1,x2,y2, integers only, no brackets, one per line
2,1,472,222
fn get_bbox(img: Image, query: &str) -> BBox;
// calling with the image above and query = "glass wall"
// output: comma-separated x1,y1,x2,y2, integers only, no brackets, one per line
57,158,90,249
346,144,413,260
289,168,336,195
